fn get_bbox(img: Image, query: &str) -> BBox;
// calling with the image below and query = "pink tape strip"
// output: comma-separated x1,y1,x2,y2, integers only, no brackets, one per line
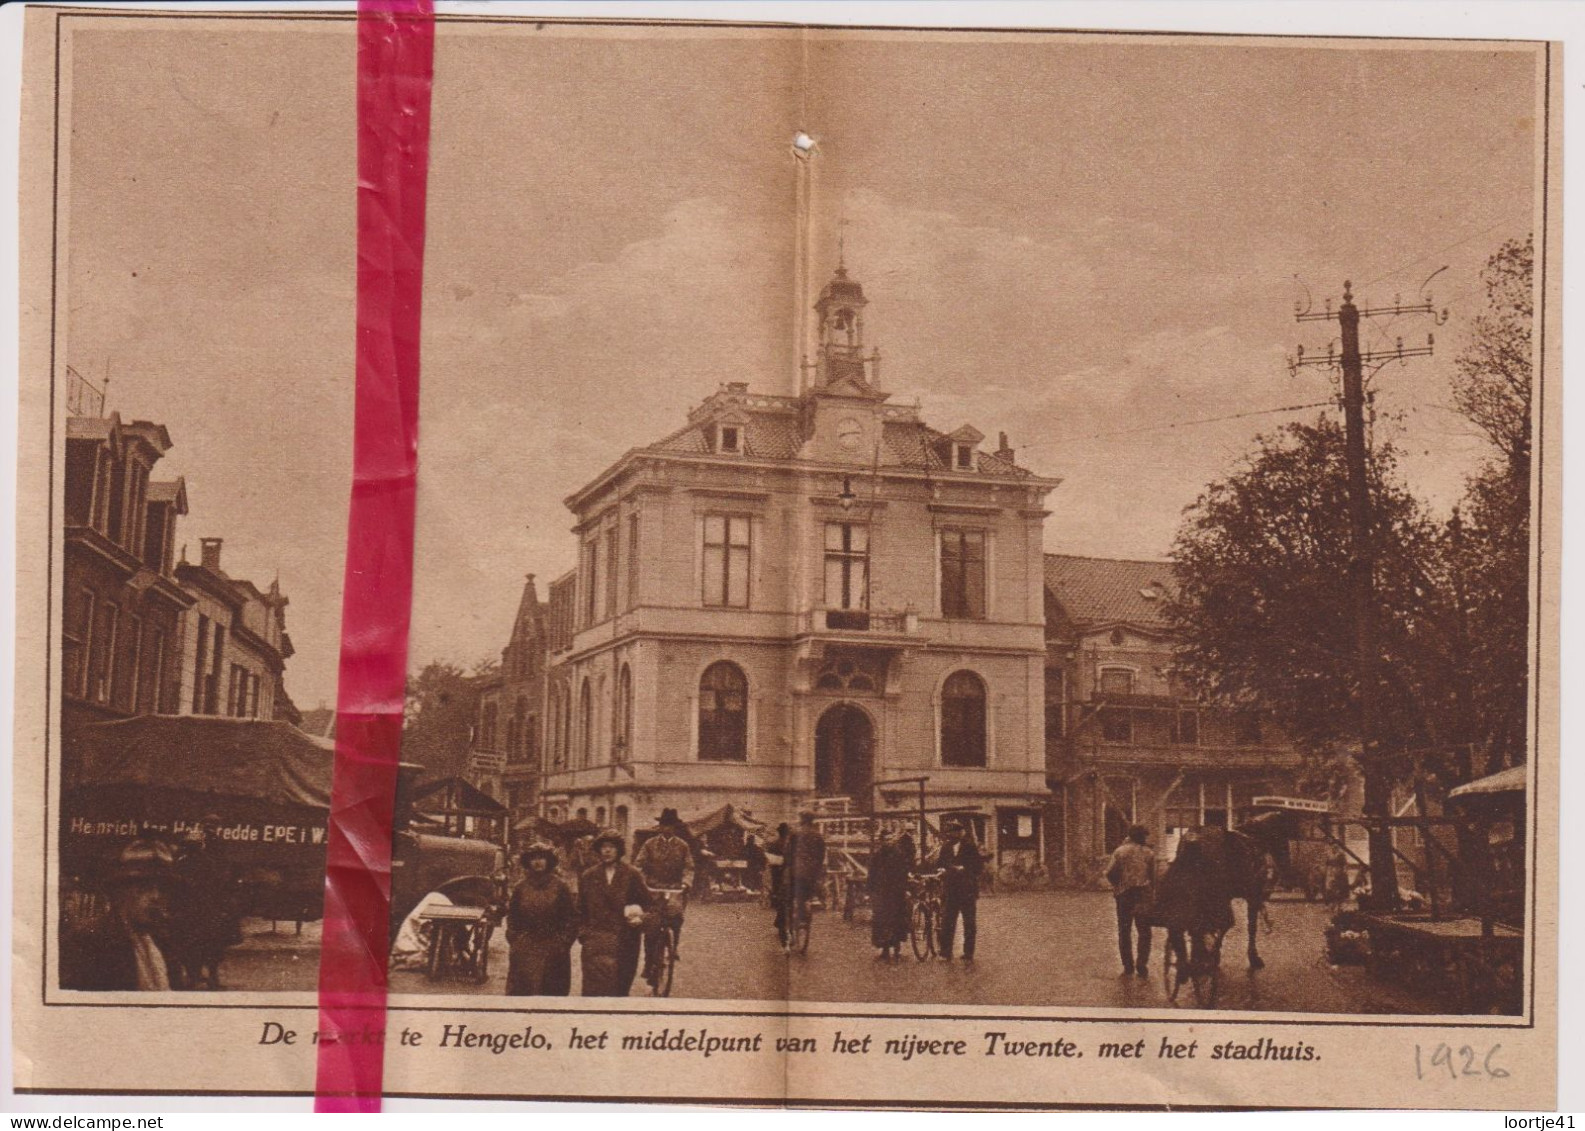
313,0,433,1112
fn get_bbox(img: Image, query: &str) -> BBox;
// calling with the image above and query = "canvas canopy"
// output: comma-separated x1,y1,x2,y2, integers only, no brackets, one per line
1448,764,1527,799
66,715,335,808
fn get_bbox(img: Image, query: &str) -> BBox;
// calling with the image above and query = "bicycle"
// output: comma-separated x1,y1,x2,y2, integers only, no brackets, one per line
645,887,687,997
778,882,815,956
1162,925,1226,1008
906,870,945,961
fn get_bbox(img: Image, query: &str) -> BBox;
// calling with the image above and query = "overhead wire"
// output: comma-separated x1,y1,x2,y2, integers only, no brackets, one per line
1016,399,1335,451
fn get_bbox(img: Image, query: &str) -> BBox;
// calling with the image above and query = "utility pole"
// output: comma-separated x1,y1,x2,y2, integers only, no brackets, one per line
1292,280,1442,912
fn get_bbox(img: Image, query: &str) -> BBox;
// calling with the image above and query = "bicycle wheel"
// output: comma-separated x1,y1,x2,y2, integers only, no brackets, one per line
652,928,677,997
910,902,934,960
793,907,813,955
1162,940,1182,1003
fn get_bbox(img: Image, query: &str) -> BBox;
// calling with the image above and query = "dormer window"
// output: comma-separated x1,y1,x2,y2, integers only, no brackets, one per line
718,425,741,453
955,443,974,470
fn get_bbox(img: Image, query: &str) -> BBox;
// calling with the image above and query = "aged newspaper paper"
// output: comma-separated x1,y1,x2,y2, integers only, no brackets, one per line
11,5,1561,1109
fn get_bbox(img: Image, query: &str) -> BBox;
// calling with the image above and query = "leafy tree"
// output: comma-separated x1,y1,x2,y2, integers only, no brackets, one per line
1444,236,1534,774
1168,418,1444,779
401,659,498,782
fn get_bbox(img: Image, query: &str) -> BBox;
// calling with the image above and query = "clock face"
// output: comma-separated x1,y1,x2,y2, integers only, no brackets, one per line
837,417,864,450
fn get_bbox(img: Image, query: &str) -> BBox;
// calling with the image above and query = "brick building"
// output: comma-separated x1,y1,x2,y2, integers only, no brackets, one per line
174,537,294,722
1043,554,1302,877
61,398,193,733
537,265,1061,864
470,574,548,821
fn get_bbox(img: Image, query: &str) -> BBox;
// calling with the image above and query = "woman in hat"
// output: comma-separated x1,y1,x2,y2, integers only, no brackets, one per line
867,829,910,962
505,842,578,996
577,829,652,996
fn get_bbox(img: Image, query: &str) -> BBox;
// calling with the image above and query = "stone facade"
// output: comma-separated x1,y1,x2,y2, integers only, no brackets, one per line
173,537,293,721
1043,554,1302,878
471,574,548,823
61,409,193,733
537,266,1060,865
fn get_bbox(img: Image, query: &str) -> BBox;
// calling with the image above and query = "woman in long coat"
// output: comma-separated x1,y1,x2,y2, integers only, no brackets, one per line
867,832,910,961
577,830,652,997
505,844,577,996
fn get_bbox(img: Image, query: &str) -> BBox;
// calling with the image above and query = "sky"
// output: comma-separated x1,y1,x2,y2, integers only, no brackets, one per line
60,18,1542,709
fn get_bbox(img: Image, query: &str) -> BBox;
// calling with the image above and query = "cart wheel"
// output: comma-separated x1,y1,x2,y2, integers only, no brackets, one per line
473,924,493,984
910,903,934,960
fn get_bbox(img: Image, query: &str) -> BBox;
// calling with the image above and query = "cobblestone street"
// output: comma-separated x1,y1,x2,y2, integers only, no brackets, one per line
227,889,1441,1014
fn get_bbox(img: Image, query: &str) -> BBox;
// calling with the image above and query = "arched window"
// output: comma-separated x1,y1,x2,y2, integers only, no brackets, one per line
515,696,530,762
615,664,633,761
579,679,593,768
698,661,748,762
941,670,987,767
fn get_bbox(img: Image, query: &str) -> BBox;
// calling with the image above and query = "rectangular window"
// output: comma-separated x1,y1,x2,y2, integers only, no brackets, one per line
227,665,243,717
702,514,751,608
604,524,619,619
1098,667,1135,696
582,538,600,626
823,522,870,611
1235,711,1263,746
1044,666,1066,743
192,614,210,712
121,614,142,713
1100,707,1133,744
69,589,96,699
938,528,986,619
95,604,119,704
149,630,166,714
1173,709,1199,746
627,513,641,608
206,624,225,715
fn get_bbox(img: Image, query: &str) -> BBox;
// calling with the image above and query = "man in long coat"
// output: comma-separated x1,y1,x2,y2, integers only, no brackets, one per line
935,819,983,962
867,831,909,960
577,830,652,996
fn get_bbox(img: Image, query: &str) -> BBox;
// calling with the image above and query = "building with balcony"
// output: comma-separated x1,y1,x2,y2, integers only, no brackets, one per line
536,264,1061,865
1043,553,1303,877
470,574,548,822
62,398,194,733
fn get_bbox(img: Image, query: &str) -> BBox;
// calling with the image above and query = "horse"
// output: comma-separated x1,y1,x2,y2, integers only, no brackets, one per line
1193,810,1297,971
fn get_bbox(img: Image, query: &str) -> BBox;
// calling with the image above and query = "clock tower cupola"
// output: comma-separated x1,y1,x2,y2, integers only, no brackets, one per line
812,259,881,390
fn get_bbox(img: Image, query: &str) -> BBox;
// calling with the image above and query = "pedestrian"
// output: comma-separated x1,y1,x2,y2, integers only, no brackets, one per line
60,839,179,991
896,829,917,870
867,830,909,961
741,834,767,894
169,813,241,990
778,813,827,950
935,818,982,962
634,809,696,989
577,829,652,996
505,843,577,996
1104,824,1156,978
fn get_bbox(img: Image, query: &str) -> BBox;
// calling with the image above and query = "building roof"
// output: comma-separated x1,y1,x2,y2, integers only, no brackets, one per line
1043,553,1177,633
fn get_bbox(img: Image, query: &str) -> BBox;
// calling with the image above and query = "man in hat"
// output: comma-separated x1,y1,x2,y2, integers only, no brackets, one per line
935,818,983,962
633,808,696,989
577,829,652,996
779,812,827,951
60,839,178,991
1105,824,1157,977
505,842,577,996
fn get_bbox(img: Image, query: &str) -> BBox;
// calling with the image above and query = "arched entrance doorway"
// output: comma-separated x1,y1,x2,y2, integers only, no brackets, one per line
815,703,874,808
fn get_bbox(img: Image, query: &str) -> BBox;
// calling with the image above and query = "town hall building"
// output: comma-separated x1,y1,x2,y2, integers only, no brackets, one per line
537,264,1061,864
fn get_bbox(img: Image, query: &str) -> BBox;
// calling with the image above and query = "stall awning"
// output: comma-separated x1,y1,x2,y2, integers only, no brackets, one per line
409,775,508,816
664,804,766,838
1449,764,1527,799
66,715,335,809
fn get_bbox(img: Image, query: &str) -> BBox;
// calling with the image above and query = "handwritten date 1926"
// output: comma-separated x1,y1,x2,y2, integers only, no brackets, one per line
1415,1043,1509,1080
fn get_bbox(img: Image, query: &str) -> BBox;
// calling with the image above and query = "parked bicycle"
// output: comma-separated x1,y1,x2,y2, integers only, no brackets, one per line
906,870,945,961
